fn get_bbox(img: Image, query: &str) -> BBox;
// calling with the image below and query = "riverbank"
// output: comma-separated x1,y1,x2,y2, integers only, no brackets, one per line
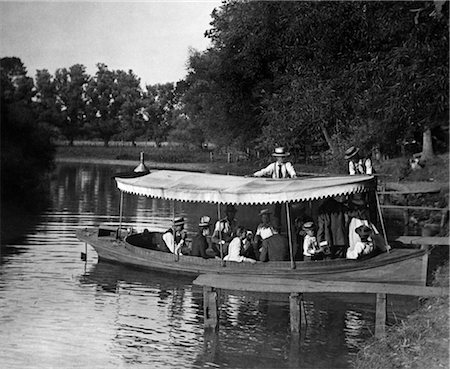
353,262,449,369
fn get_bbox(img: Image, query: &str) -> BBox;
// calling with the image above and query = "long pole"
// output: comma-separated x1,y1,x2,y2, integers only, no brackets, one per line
172,200,179,261
375,191,390,252
118,190,124,239
217,203,225,266
286,202,296,269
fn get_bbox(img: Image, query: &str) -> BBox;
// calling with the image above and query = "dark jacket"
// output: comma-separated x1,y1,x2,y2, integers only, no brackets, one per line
191,233,212,259
317,199,348,247
259,234,290,262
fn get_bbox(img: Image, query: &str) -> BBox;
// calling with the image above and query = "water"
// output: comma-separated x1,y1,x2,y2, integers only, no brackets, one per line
0,163,416,369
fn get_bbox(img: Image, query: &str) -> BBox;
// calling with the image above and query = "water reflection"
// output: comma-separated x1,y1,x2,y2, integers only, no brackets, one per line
0,163,420,369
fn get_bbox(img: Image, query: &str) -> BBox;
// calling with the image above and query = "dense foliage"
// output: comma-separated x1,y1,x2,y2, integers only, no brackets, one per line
183,1,448,160
1,1,448,166
1,57,55,200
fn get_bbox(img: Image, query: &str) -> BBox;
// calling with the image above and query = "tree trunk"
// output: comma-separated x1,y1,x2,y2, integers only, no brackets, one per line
319,121,337,154
421,127,434,161
103,138,109,147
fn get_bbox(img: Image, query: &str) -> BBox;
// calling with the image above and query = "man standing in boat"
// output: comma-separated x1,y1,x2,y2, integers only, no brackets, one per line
162,217,187,254
344,146,373,175
211,204,238,257
252,147,297,178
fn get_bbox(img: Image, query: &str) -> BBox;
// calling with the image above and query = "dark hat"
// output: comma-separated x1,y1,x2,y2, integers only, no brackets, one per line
351,197,366,207
272,147,290,157
355,225,372,237
344,146,360,159
302,221,315,230
199,216,211,227
225,204,237,213
174,217,185,226
259,209,272,216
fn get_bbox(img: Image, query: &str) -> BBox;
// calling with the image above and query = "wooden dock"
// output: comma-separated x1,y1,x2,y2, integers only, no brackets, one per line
194,274,448,338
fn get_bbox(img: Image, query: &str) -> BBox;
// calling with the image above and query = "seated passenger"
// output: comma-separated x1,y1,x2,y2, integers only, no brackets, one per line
191,216,215,259
241,230,259,260
211,204,238,257
302,221,324,261
259,233,290,262
224,227,256,263
346,225,375,259
255,209,278,250
161,217,187,254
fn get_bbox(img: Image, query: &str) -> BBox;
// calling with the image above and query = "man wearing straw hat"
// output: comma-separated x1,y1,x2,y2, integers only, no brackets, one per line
162,217,187,254
253,147,297,178
211,204,238,257
344,146,373,175
191,216,215,259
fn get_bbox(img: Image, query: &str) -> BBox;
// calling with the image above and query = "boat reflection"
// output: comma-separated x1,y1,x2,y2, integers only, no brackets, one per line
79,259,419,368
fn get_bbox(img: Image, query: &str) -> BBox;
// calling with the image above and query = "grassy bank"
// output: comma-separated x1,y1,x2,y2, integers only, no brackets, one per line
353,263,449,369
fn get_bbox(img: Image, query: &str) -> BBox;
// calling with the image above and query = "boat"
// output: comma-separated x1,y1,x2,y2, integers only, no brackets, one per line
76,168,428,286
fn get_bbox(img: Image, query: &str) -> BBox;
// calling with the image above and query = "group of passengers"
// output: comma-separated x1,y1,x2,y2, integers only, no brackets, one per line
296,194,386,262
160,204,290,263
154,146,380,263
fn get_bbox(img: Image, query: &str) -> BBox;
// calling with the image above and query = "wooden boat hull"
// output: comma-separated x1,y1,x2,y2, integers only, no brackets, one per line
77,228,428,286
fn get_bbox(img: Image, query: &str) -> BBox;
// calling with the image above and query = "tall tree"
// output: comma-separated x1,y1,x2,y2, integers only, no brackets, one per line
1,57,55,200
54,64,90,145
115,69,146,145
85,63,121,146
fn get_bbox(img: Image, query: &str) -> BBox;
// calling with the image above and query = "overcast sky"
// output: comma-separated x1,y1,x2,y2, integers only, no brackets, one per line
0,1,221,86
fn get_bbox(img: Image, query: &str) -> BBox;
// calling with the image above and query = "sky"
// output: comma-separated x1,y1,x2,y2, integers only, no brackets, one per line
0,0,222,86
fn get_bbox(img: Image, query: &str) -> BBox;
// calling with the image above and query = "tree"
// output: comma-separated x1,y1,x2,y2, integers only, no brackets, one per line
115,69,146,145
35,69,64,132
144,82,177,145
54,64,90,145
1,57,55,200
85,63,121,146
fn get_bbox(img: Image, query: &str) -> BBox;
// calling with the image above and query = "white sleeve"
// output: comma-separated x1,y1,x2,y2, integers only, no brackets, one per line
162,232,175,253
347,242,363,259
253,163,274,177
365,158,373,174
286,162,297,178
349,161,356,175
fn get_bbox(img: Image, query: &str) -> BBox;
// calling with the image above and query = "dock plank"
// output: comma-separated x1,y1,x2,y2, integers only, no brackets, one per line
193,275,448,297
396,236,449,246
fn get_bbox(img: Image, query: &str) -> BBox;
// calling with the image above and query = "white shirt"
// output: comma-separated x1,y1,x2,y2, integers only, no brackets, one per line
347,240,374,259
253,162,297,178
162,231,184,254
303,235,321,256
255,224,278,240
349,158,373,175
223,237,255,263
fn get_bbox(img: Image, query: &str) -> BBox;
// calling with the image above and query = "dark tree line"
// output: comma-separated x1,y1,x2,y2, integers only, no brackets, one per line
1,1,448,173
183,1,449,161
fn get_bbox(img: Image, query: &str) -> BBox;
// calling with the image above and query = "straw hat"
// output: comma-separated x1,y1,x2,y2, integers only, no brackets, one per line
302,221,315,230
259,209,272,216
355,225,372,237
344,146,360,160
199,216,211,227
272,147,290,157
174,217,185,226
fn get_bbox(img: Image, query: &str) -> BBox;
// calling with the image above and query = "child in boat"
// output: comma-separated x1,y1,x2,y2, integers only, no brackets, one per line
302,222,324,261
224,226,256,263
346,225,375,259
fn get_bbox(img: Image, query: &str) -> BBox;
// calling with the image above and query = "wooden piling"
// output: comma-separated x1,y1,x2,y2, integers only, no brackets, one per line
289,293,306,333
203,286,219,331
375,293,387,338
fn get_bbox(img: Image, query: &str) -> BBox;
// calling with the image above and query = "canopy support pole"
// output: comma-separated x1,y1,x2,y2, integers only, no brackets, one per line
375,191,389,252
118,190,124,239
286,202,296,269
172,200,179,262
217,204,225,266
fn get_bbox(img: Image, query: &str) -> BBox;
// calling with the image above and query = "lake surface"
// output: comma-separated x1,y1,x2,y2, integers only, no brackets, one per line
0,163,416,369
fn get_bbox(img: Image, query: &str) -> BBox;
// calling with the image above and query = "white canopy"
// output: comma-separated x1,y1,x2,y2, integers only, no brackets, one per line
115,170,376,205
